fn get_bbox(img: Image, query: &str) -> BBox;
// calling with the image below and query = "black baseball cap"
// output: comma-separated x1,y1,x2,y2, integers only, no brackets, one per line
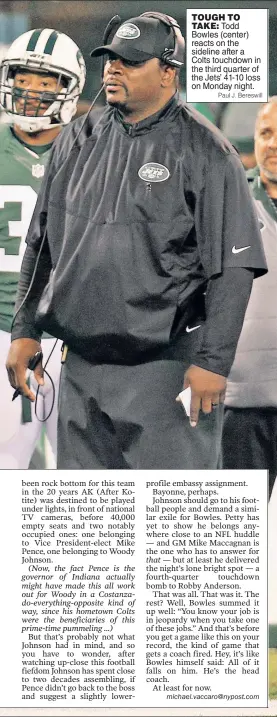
90,16,174,64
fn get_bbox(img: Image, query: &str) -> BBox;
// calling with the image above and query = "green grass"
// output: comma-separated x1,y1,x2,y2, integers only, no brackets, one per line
269,649,277,700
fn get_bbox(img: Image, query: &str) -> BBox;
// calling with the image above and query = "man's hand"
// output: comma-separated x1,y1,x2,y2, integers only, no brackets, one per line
6,338,44,402
180,364,226,427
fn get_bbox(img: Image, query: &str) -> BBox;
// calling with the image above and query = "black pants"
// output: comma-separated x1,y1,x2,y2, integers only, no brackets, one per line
222,407,277,499
57,350,224,470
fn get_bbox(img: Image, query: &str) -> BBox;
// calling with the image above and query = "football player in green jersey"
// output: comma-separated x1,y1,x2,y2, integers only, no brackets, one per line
0,28,86,467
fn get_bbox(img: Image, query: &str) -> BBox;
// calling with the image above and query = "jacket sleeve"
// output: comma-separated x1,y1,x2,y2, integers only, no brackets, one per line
11,242,52,341
192,266,254,377
194,150,268,279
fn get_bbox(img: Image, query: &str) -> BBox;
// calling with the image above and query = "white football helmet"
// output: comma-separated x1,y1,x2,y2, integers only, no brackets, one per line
0,28,86,132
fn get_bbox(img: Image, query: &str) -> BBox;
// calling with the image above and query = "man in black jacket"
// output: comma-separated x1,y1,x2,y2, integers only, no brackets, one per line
6,13,267,469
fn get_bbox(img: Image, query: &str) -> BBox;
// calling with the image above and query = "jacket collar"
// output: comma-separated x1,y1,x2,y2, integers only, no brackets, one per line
114,92,181,136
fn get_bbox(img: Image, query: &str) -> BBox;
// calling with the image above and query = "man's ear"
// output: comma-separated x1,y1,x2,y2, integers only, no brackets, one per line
160,63,177,87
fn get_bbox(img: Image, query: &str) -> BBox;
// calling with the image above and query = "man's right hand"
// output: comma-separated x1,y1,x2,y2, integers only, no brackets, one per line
6,338,44,402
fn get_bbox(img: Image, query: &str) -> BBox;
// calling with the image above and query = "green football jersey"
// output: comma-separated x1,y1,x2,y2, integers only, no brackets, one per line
0,124,52,332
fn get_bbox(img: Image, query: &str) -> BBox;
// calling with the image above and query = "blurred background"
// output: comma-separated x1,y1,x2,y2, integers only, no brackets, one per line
0,0,276,167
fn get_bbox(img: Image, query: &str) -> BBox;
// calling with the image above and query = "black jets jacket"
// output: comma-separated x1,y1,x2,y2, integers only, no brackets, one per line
13,95,267,371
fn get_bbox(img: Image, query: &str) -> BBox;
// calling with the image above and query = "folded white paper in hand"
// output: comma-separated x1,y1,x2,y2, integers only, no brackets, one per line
177,387,191,417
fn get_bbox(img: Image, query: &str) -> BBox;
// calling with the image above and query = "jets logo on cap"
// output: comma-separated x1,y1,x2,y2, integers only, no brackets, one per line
116,23,141,39
138,163,170,182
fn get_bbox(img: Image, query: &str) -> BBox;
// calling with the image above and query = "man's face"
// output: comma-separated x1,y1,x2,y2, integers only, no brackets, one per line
255,103,277,182
13,69,62,116
103,54,167,114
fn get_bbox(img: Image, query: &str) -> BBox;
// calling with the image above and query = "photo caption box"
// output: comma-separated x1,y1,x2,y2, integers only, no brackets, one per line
186,9,268,103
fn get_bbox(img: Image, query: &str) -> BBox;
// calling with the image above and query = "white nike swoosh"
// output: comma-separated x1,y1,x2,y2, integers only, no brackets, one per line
232,245,251,254
186,324,201,333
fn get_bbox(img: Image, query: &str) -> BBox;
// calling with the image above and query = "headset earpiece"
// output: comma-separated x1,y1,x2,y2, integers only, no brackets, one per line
140,11,185,68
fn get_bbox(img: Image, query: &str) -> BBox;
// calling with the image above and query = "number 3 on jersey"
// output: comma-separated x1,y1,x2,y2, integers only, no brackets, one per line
0,185,37,272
